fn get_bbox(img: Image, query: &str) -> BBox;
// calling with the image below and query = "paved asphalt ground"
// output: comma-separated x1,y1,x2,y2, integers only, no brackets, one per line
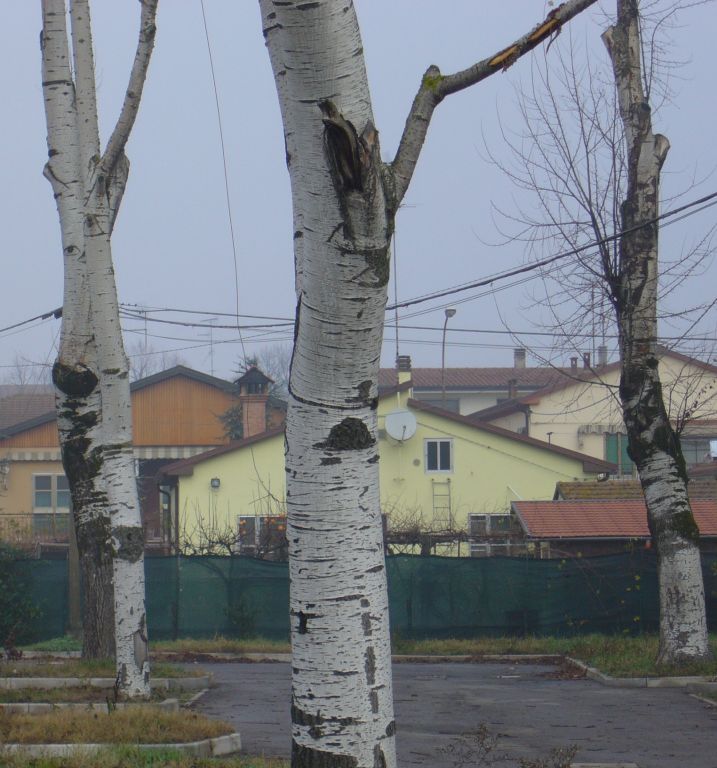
194,660,717,767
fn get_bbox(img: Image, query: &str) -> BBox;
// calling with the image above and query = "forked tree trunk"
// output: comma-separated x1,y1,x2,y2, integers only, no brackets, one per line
40,0,157,697
259,1,598,764
604,0,711,664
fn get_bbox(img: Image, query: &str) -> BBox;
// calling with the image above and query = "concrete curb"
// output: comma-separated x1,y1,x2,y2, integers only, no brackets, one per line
0,675,211,691
567,657,717,689
0,732,242,758
0,698,180,714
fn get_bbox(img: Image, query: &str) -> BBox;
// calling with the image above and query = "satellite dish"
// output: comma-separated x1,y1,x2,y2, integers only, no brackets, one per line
385,410,417,442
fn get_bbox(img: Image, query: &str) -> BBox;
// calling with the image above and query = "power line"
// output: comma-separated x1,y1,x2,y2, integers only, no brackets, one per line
387,190,717,312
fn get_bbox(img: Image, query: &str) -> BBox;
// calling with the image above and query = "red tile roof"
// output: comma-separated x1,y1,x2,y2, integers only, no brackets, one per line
512,499,717,539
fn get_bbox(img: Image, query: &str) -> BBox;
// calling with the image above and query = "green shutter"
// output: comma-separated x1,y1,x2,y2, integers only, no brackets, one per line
605,433,634,476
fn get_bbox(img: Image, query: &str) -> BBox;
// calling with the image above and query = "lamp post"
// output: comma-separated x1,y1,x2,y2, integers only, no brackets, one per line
441,308,457,406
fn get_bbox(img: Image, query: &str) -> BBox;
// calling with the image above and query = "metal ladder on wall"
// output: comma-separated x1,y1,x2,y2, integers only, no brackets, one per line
432,478,452,529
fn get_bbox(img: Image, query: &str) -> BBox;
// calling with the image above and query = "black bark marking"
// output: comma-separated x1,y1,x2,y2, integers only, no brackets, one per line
296,1,320,9
133,613,149,681
315,417,375,451
360,598,370,607
363,249,390,288
367,454,379,464
292,741,358,768
53,361,98,398
113,525,145,563
373,745,387,768
365,646,376,685
347,379,373,406
294,609,319,634
320,456,342,466
362,612,372,636
370,689,379,713
385,720,396,736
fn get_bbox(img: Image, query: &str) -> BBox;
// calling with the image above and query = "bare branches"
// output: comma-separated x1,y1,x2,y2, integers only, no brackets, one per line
102,0,158,178
390,0,599,206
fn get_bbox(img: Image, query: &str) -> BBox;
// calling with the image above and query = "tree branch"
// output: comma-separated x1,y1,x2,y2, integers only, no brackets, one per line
390,0,599,206
102,0,158,177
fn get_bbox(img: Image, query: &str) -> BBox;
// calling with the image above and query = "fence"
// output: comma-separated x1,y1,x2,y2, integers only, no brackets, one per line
14,552,717,644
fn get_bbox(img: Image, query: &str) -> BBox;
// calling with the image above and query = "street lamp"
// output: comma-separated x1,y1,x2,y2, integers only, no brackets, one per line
441,308,457,406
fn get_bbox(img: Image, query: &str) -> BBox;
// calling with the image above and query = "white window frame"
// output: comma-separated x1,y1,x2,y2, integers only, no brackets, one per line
32,474,71,514
424,438,453,473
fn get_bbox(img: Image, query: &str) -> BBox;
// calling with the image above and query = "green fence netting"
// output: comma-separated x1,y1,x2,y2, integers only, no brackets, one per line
11,552,717,643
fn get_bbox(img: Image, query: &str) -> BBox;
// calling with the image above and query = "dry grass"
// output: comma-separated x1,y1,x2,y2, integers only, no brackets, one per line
0,660,200,679
0,707,233,744
0,747,286,768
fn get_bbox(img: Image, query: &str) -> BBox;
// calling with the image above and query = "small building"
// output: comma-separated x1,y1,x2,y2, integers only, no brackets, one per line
511,498,717,558
160,380,614,557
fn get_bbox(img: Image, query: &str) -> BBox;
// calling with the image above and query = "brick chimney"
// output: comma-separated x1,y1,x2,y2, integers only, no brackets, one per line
514,348,526,369
597,345,608,367
570,356,578,372
235,366,272,438
583,352,591,369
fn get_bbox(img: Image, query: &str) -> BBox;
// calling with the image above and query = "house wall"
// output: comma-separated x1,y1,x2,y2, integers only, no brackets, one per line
526,356,717,459
175,390,601,549
0,459,66,543
131,377,234,446
413,389,538,416
175,432,286,544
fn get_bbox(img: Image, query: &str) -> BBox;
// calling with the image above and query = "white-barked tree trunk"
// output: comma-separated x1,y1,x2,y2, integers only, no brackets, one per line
40,0,158,697
603,0,711,664
259,1,598,764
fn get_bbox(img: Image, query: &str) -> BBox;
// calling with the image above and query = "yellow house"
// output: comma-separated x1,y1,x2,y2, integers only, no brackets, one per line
161,381,613,556
471,348,717,475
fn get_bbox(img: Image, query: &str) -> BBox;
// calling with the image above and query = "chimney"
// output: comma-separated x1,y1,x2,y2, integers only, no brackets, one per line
570,356,578,372
235,366,272,438
597,345,608,367
583,352,591,369
508,378,518,400
514,348,526,369
396,354,412,385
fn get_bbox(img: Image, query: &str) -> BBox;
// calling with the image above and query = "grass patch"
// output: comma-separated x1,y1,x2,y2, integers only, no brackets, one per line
391,633,717,677
0,707,233,744
152,636,290,655
0,660,201,679
0,748,286,768
20,636,81,653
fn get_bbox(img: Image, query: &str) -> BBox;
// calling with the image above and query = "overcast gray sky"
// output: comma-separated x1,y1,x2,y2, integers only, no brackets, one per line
2,1,715,382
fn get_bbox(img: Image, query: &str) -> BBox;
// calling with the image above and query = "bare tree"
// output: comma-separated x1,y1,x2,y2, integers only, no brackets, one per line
490,0,712,663
604,0,711,663
127,339,186,382
40,0,158,697
259,1,597,764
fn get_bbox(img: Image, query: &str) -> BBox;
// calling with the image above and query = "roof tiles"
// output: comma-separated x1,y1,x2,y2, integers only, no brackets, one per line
513,499,717,539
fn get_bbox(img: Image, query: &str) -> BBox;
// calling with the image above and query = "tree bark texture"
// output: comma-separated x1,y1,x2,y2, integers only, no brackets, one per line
41,0,157,696
261,3,395,765
604,0,711,663
260,1,599,763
